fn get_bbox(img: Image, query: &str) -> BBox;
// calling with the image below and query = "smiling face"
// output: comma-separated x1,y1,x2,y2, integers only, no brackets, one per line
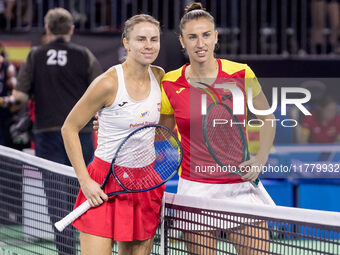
123,21,160,65
179,18,217,64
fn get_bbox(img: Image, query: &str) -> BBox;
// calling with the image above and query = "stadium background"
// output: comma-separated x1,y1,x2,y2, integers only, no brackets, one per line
1,0,340,212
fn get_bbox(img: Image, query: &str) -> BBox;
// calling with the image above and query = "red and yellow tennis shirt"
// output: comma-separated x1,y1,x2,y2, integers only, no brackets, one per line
161,59,262,184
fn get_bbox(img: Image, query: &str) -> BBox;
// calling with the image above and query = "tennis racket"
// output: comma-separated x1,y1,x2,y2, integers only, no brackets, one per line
198,82,259,187
55,124,183,232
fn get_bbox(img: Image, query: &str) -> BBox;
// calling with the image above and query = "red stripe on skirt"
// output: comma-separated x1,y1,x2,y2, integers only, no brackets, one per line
72,157,165,241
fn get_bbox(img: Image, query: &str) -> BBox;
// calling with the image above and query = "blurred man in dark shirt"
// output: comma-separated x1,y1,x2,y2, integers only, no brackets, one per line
0,8,102,254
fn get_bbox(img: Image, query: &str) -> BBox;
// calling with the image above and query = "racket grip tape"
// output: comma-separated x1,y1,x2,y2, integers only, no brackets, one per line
54,200,91,232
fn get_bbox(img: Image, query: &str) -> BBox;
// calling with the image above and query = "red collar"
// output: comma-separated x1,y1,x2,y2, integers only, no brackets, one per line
181,59,222,88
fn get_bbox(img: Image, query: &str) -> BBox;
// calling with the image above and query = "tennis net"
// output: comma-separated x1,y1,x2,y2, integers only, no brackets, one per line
0,145,161,255
162,193,340,254
1,145,340,255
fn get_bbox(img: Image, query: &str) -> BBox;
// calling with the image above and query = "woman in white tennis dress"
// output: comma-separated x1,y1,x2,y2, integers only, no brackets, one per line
62,14,165,255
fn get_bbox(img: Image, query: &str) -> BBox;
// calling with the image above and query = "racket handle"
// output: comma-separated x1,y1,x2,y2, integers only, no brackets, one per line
55,200,91,232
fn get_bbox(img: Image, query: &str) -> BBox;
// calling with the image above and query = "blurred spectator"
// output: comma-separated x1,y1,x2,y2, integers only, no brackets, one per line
0,0,5,28
298,95,340,144
311,0,340,54
0,33,50,151
3,0,32,28
70,0,88,26
7,7,102,164
0,42,17,146
291,80,327,143
8,102,32,148
0,7,102,255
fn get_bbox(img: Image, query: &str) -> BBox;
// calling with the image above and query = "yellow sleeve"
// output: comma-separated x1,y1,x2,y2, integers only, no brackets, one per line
245,65,261,101
160,84,174,115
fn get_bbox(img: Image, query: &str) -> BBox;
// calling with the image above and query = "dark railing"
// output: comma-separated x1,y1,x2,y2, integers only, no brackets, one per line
1,0,340,56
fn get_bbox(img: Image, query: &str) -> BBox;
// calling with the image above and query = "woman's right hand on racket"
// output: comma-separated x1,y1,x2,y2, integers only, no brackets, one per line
80,177,108,207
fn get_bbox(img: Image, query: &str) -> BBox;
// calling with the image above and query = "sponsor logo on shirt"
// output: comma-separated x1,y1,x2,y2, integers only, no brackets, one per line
140,110,150,118
130,121,157,128
176,88,186,94
118,101,128,107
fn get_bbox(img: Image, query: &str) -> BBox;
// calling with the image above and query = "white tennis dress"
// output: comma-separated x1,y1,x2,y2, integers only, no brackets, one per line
176,178,275,230
95,64,161,164
177,177,275,205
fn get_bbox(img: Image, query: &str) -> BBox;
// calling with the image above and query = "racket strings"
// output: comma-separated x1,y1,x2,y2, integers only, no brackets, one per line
114,127,182,191
206,104,245,167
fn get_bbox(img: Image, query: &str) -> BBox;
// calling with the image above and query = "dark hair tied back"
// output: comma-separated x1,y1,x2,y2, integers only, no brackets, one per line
184,2,206,14
179,2,215,35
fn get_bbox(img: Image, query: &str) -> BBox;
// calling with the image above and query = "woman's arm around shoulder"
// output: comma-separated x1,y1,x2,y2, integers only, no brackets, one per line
151,66,176,130
151,65,165,85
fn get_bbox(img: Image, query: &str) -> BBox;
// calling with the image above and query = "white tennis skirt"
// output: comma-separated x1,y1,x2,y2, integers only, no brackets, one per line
177,178,275,206
172,178,275,231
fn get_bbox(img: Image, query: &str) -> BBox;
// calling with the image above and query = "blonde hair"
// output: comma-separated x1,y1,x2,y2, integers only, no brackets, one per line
122,14,160,40
44,8,73,35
